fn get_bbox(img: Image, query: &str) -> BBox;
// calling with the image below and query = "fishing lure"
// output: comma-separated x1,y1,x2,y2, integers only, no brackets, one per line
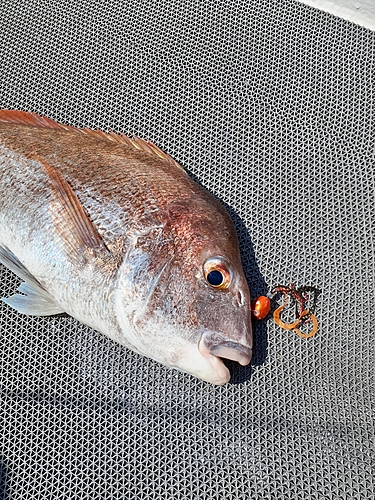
271,283,319,338
251,295,271,320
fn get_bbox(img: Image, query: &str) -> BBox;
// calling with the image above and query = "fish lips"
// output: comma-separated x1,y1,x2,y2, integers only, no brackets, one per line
198,330,252,367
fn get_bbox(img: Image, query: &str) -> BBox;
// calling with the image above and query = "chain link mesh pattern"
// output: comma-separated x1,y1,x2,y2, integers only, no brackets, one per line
0,0,374,498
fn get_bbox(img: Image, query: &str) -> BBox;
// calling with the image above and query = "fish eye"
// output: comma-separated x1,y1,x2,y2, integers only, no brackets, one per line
207,270,223,286
203,257,231,290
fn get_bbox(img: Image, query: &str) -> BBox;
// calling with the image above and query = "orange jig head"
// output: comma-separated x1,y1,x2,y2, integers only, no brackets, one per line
251,295,271,320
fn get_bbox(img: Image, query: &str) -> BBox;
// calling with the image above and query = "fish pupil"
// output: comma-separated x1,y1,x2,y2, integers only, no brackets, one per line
207,270,223,286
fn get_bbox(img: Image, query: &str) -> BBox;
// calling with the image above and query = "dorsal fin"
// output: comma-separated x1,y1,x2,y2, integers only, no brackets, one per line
0,109,186,171
0,109,66,129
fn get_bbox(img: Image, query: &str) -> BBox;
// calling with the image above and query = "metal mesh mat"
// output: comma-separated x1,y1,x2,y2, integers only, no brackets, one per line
0,0,374,498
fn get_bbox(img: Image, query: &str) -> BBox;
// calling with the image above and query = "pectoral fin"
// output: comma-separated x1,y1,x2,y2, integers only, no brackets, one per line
0,245,64,316
35,155,108,256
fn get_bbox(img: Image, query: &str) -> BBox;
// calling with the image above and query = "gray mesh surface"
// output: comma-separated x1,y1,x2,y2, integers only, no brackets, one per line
0,0,374,498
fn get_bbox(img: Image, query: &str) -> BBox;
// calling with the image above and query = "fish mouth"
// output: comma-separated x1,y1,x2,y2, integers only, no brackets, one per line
208,341,251,366
198,330,252,383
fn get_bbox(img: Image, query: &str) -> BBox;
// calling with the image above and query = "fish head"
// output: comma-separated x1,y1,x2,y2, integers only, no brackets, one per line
116,195,252,385
189,251,253,384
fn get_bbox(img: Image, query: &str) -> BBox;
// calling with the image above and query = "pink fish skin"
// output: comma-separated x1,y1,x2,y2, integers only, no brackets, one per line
0,110,252,385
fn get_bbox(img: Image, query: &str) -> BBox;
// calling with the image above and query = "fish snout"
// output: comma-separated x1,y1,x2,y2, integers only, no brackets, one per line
199,330,252,367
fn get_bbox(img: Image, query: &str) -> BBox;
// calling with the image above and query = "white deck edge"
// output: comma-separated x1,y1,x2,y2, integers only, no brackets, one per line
297,0,375,31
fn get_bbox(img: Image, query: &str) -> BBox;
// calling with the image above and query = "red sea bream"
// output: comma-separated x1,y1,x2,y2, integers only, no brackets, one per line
0,110,252,385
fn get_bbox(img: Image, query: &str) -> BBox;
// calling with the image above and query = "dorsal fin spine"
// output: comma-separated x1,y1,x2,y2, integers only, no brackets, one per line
0,109,186,172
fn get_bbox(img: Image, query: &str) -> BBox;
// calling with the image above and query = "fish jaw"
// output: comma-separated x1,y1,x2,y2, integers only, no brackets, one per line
193,328,252,384
173,343,232,385
198,330,252,367
172,327,252,385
